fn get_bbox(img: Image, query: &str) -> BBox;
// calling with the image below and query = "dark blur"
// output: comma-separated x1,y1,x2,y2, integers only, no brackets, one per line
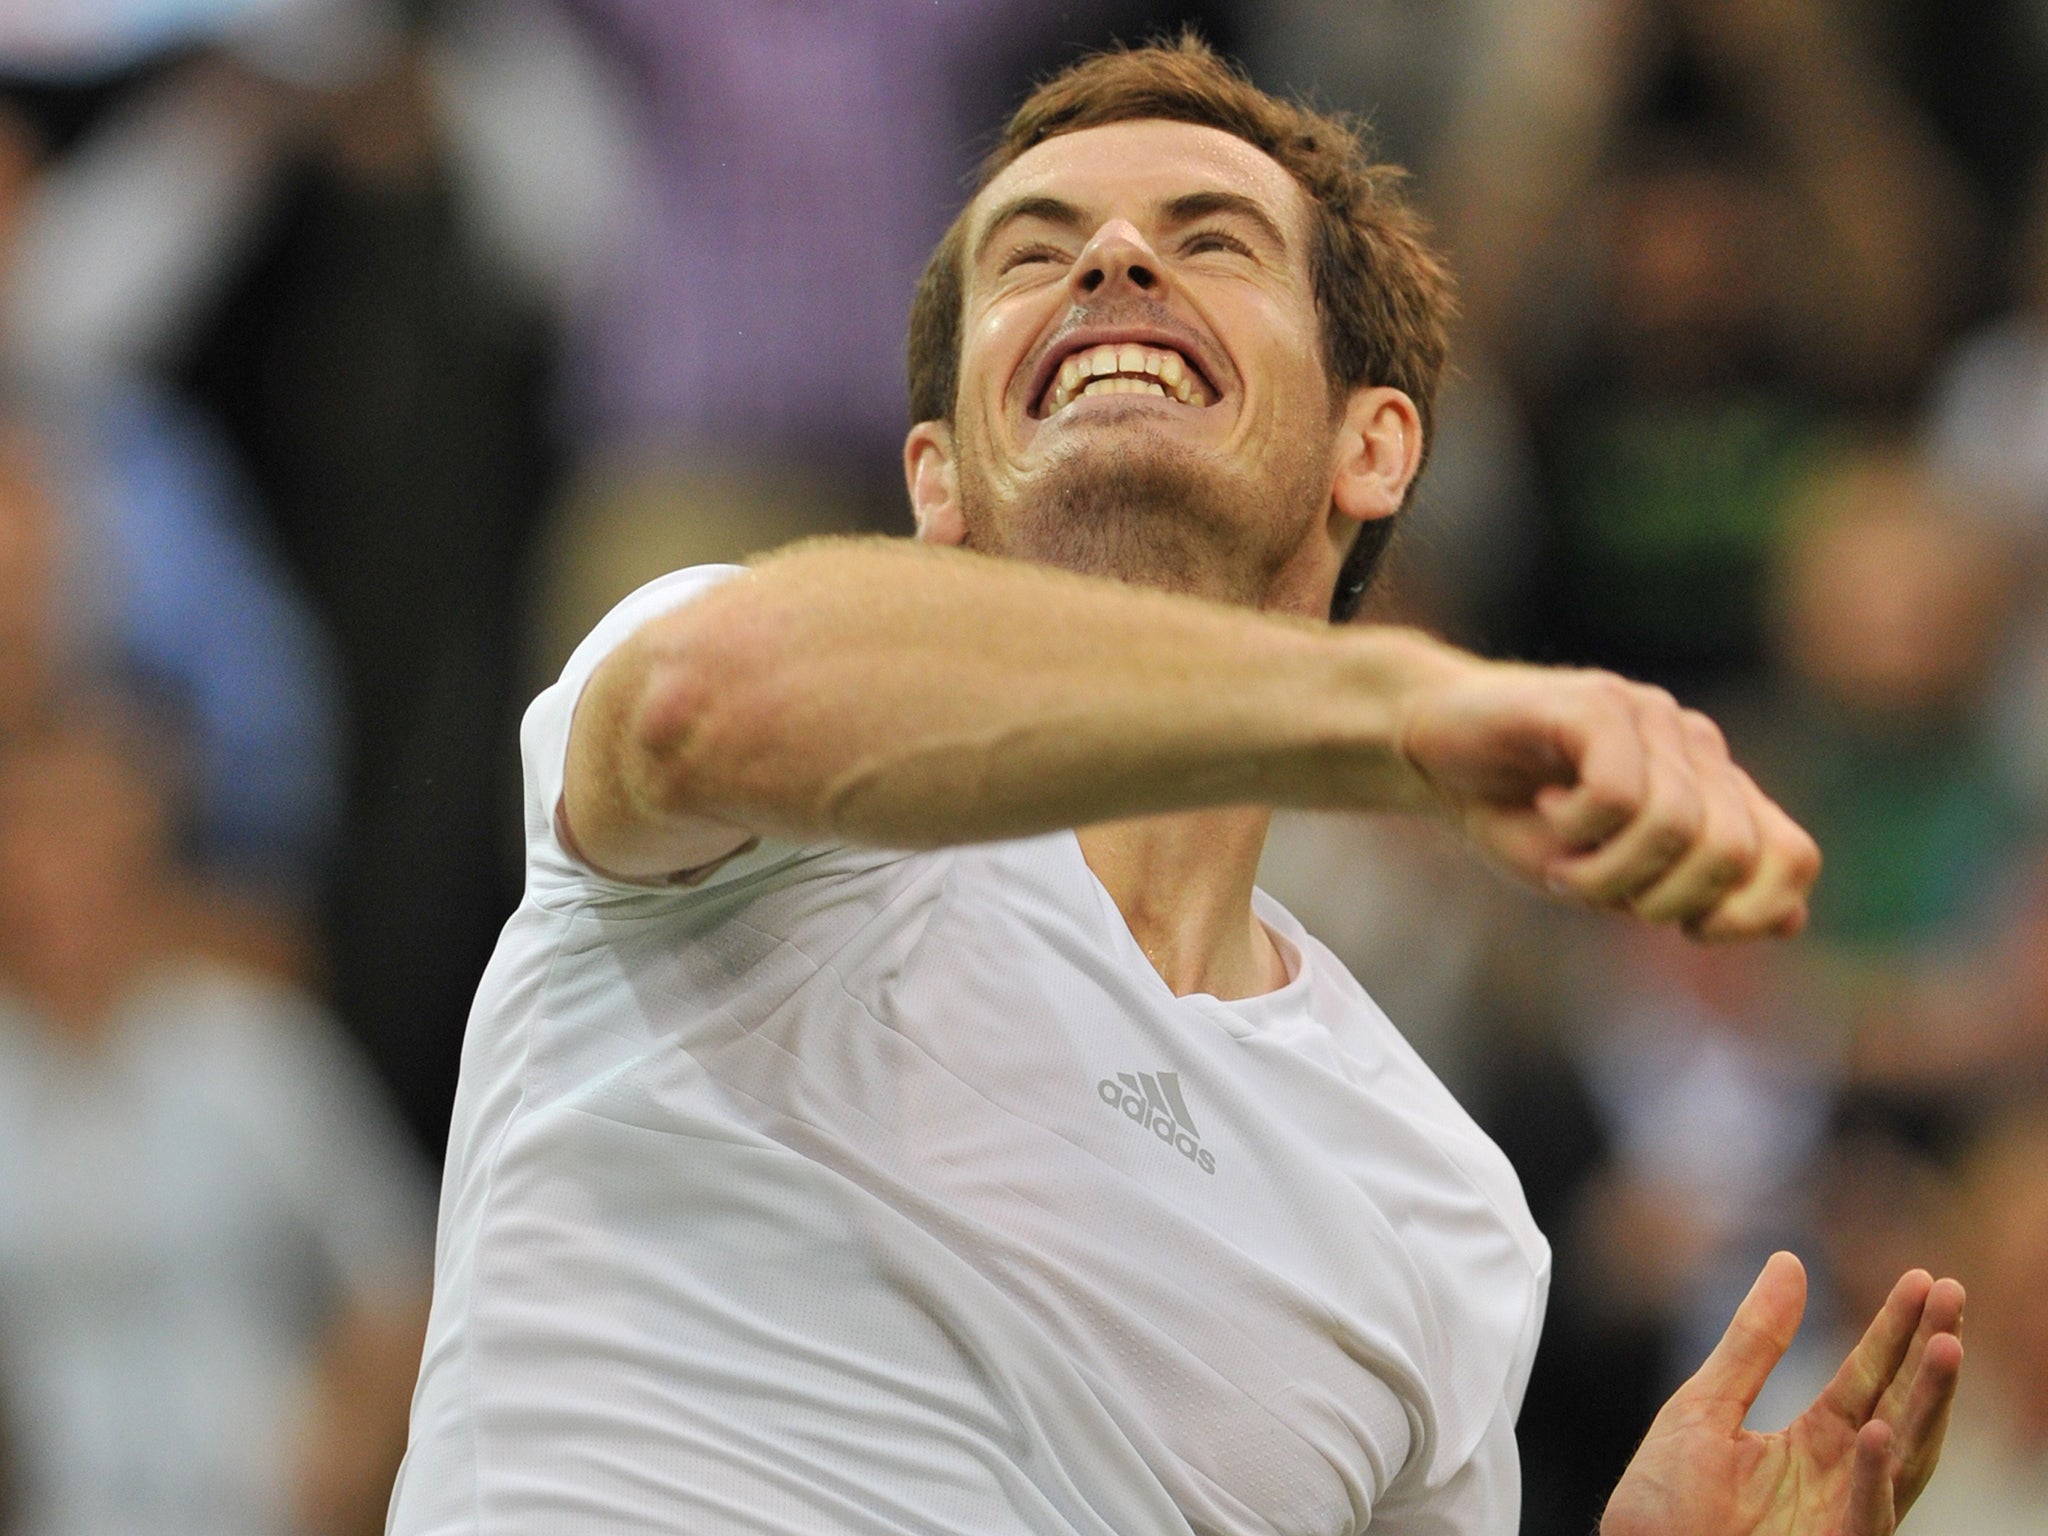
0,0,2041,1531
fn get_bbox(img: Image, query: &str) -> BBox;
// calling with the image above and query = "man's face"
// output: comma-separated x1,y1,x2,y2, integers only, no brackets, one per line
0,731,164,1020
917,119,1371,612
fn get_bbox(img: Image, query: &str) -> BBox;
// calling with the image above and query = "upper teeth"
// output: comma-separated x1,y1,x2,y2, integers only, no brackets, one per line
1042,342,1212,415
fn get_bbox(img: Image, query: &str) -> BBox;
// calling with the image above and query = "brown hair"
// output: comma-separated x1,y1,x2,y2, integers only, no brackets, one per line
905,34,1456,620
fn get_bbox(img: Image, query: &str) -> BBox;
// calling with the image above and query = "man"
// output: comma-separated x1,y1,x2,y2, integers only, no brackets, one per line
388,38,1961,1536
0,702,430,1532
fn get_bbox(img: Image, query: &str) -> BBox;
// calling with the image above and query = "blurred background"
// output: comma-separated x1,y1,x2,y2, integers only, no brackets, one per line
0,0,2042,1532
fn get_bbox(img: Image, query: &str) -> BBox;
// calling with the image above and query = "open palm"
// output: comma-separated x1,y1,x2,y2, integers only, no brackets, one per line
1603,1254,1965,1536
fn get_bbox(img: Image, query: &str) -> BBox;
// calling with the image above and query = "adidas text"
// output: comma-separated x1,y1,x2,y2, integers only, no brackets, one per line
1098,1070,1215,1174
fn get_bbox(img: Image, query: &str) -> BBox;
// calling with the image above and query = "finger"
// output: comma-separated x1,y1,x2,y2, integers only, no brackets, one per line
1846,1419,1898,1536
1631,711,1762,926
1819,1269,1932,1425
1688,771,1822,942
1892,1309,1965,1514
1670,1250,1806,1431
1531,678,1647,850
1892,1331,1963,1512
1877,1274,1966,1427
1546,689,1705,905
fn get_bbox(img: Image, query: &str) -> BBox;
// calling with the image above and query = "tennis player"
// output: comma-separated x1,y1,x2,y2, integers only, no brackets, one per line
387,38,1961,1536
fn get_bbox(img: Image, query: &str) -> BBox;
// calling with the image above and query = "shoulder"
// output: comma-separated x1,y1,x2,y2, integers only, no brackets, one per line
133,959,357,1085
522,564,778,901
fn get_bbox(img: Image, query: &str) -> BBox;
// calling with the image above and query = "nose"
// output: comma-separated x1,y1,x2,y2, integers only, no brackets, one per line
1069,219,1164,300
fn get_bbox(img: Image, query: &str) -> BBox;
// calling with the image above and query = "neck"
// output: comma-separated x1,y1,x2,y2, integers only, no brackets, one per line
1,909,159,1053
1077,805,1285,1001
10,957,139,1052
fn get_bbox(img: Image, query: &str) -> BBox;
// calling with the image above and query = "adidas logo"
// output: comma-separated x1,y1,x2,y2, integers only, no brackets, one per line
1098,1069,1216,1174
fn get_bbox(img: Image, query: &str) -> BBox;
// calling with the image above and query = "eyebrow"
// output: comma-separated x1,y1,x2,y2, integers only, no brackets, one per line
970,187,1292,268
1159,190,1289,253
972,194,1088,266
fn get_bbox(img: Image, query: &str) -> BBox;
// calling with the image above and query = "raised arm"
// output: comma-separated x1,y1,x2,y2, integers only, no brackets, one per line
1682,0,1978,396
562,537,1816,938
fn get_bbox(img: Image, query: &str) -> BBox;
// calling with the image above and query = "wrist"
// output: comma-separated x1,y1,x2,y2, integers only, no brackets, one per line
1319,625,1478,814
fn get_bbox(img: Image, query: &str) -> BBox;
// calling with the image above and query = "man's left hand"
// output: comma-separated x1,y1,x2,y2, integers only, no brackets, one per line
1601,1253,1964,1536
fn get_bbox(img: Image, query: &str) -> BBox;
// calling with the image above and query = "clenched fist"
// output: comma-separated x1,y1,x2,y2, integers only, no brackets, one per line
1393,662,1820,940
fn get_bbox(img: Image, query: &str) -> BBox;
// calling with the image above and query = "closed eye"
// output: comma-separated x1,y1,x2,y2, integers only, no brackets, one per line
1181,228,1254,258
1000,242,1070,274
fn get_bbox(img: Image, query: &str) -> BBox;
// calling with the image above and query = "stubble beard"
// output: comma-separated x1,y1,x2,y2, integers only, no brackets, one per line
956,409,1329,609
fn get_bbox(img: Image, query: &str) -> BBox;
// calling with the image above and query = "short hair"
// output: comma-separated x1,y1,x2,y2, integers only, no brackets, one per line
905,34,1456,621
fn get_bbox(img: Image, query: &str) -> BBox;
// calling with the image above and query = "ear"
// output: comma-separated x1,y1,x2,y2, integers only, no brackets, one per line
905,420,964,546
1330,386,1423,530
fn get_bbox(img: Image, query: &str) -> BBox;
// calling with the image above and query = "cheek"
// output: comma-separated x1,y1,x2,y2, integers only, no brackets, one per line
963,295,1044,409
1215,288,1322,403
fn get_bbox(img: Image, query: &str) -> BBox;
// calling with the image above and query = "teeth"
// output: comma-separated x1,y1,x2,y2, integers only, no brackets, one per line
1040,341,1211,415
1072,376,1168,399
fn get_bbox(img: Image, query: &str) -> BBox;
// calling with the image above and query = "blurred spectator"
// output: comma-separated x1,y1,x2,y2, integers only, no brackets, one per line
0,0,582,1148
0,0,400,389
173,32,561,1146
0,698,429,1536
0,88,345,964
1926,152,2048,531
1479,927,1836,1535
1750,445,2030,953
0,390,343,908
1927,148,2048,811
1238,0,1495,175
1904,1099,2048,1532
1439,0,1975,689
1812,1095,2048,1534
1845,841,2048,1105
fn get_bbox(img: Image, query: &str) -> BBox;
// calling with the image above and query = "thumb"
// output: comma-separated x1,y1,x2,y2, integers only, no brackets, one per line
1664,1251,1807,1433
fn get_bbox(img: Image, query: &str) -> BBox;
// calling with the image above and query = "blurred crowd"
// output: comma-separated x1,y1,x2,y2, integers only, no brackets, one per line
0,0,2042,1532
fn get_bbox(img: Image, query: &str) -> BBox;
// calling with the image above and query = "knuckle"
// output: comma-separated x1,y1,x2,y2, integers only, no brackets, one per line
1582,779,1641,823
1707,842,1761,892
1583,671,1636,713
1631,682,1681,715
1650,791,1707,849
1772,823,1823,884
1681,709,1728,755
1644,827,1696,869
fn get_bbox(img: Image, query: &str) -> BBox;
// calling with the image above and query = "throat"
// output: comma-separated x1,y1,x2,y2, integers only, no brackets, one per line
1077,808,1285,1001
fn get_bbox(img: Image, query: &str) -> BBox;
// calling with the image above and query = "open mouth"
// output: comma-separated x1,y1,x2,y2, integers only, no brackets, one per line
1033,340,1219,419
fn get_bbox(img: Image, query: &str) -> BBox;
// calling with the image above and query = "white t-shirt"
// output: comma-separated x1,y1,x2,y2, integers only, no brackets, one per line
388,566,1550,1536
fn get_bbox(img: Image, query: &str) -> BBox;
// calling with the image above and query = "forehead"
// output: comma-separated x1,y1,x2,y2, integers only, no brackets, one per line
968,118,1312,249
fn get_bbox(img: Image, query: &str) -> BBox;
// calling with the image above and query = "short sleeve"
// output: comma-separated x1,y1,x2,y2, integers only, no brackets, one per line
520,564,812,903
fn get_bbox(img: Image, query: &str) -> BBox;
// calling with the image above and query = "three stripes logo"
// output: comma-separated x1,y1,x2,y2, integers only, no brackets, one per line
1098,1069,1216,1174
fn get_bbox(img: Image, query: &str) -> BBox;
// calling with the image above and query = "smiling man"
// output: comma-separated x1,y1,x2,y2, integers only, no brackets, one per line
386,38,1961,1536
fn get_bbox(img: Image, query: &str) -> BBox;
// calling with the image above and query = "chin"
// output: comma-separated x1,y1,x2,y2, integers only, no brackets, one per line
965,431,1306,606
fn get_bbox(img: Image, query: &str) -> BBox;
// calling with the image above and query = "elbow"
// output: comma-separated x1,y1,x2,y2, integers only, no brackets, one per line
623,593,795,820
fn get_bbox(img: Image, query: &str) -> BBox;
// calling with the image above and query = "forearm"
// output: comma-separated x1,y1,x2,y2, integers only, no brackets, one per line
568,537,1460,868
291,1294,427,1536
1699,0,1972,388
1437,0,1645,360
